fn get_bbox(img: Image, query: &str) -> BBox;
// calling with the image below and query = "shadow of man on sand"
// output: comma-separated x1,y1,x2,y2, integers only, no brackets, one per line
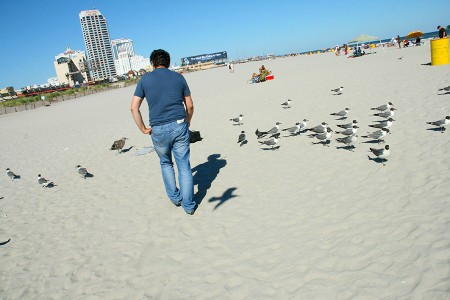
192,154,227,205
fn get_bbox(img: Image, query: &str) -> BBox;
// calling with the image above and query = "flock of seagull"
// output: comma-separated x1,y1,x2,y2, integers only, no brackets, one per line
229,86,449,166
4,139,127,188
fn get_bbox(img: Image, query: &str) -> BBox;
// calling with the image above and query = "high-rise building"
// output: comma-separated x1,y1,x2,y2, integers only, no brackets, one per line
111,38,151,75
79,9,116,80
54,46,91,86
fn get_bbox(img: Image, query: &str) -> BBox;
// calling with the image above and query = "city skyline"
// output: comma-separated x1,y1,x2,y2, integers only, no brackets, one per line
0,0,449,89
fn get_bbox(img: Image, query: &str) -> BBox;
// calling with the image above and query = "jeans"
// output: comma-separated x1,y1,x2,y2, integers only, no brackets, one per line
151,120,195,213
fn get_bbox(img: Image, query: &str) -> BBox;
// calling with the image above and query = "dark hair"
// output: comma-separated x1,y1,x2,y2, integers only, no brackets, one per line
150,49,170,68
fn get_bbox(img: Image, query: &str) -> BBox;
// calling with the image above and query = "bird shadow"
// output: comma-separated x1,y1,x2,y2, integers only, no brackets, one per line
0,197,4,200
239,140,248,147
282,107,291,109
260,146,281,151
192,154,227,205
438,92,450,95
208,187,238,210
0,239,11,246
367,155,387,165
332,93,342,96
426,127,446,132
84,173,95,178
336,117,347,120
13,175,21,180
232,123,243,126
44,183,57,188
361,140,385,144
120,146,134,153
421,62,431,66
336,145,356,151
312,141,330,146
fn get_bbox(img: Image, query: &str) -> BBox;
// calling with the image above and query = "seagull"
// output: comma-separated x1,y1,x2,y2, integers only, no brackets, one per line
237,131,247,145
398,57,403,60
336,125,358,136
370,102,394,111
110,137,127,153
337,120,358,129
258,133,280,149
361,128,390,143
331,86,344,93
76,165,92,179
281,99,292,109
311,127,333,146
426,116,450,132
6,168,20,180
369,118,395,129
37,174,54,188
298,119,309,132
369,145,390,165
330,108,350,119
265,122,282,136
372,108,396,118
230,114,244,125
438,86,450,91
282,122,301,135
336,134,358,150
307,122,328,134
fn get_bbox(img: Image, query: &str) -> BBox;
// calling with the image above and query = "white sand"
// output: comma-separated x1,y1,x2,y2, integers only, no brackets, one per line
1,45,449,299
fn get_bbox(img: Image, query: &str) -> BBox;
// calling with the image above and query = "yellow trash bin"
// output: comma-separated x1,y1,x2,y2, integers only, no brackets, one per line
430,38,449,66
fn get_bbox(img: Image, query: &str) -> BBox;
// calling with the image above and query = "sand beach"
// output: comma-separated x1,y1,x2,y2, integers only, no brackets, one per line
1,44,449,299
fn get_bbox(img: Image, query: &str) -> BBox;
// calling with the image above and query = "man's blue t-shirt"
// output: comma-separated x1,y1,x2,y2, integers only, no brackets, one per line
134,68,190,127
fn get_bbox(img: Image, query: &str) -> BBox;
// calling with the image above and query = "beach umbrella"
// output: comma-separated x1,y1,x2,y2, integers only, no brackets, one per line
348,34,381,53
405,31,423,39
348,34,380,45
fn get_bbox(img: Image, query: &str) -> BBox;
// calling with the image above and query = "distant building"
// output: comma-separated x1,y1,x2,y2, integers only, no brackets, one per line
111,38,150,75
54,46,91,86
79,9,116,80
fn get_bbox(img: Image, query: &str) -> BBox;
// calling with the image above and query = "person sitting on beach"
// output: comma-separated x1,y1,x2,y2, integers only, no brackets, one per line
415,37,421,46
404,40,410,47
259,65,266,73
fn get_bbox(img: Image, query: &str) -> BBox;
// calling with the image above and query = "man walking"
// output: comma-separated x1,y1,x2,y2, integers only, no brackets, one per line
131,49,196,215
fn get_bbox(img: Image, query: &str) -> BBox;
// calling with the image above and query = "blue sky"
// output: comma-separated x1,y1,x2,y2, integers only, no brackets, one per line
1,0,449,89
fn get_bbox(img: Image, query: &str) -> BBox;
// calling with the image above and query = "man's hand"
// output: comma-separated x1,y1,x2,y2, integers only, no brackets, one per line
143,127,152,135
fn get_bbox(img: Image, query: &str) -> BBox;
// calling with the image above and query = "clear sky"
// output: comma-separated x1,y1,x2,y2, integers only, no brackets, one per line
1,0,449,89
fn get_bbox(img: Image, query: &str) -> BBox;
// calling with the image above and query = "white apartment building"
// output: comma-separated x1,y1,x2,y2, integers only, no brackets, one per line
111,38,150,75
79,9,116,80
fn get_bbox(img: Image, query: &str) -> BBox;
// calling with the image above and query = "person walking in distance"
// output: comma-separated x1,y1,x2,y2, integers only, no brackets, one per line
131,49,197,215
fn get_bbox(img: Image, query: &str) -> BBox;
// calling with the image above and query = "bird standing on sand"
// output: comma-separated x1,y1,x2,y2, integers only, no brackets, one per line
372,108,396,118
281,99,292,109
110,137,127,153
230,114,243,125
426,116,450,133
336,134,358,150
337,120,358,129
369,145,390,166
76,165,92,179
6,168,19,180
330,108,350,119
336,125,358,136
237,131,247,145
37,174,54,188
369,118,395,129
370,102,394,111
308,122,328,134
258,133,280,149
257,122,282,138
361,128,389,143
282,122,301,135
331,86,344,94
311,127,333,146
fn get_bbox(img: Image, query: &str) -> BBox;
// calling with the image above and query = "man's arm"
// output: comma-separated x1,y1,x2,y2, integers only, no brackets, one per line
131,95,152,134
184,95,194,127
